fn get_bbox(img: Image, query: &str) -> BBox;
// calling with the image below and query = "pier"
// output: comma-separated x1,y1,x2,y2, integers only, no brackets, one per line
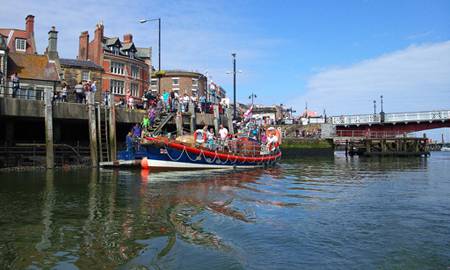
0,92,231,169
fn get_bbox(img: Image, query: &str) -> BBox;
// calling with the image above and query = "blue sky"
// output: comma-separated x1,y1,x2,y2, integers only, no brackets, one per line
1,0,449,117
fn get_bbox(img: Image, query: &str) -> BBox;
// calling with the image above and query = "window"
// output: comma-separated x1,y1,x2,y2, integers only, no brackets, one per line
131,66,139,79
110,79,125,95
15,39,26,52
151,79,158,86
131,83,139,97
129,51,135,59
172,77,179,86
110,62,124,75
82,71,89,81
192,78,198,87
112,46,120,55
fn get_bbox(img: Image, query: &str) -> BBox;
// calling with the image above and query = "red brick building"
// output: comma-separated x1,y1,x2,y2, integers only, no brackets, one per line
0,15,37,54
151,70,207,97
77,23,150,100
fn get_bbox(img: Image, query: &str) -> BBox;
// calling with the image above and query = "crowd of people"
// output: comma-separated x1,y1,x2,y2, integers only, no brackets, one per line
116,89,229,116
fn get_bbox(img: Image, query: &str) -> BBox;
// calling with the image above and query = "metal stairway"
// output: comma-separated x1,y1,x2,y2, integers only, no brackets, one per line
149,112,174,136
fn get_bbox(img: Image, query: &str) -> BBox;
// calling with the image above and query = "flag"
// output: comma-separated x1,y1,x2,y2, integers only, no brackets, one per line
244,105,253,119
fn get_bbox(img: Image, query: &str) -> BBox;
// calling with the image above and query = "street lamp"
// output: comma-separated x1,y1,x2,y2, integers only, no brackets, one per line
139,18,161,92
226,53,242,120
248,92,257,106
380,95,384,113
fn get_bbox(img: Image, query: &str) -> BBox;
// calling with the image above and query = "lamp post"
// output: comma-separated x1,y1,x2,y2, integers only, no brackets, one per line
380,95,384,113
139,18,161,92
232,53,237,120
248,92,257,106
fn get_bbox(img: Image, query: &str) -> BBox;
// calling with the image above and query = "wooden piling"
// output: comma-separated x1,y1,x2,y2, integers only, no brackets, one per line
176,113,183,137
87,92,98,167
44,89,54,169
189,101,196,133
226,107,234,134
213,105,220,135
108,93,117,161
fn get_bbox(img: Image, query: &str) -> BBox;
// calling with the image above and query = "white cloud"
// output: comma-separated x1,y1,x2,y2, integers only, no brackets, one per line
296,41,450,115
0,0,281,89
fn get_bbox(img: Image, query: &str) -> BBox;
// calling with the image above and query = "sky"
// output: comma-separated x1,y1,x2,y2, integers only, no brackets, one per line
1,0,449,117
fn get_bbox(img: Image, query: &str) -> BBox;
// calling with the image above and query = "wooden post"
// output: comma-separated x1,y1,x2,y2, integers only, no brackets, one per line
87,92,98,167
176,112,183,137
108,93,117,161
189,101,196,133
226,107,234,134
44,89,54,169
213,105,220,135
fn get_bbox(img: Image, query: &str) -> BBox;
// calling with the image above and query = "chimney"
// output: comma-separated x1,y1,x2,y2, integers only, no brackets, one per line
123,33,133,43
25,15,35,37
47,26,58,60
90,22,104,65
78,31,89,60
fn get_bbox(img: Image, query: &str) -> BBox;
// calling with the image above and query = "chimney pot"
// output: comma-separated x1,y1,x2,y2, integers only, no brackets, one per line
123,33,133,43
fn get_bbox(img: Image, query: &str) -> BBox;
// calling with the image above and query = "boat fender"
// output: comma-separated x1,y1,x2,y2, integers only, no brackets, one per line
141,157,149,170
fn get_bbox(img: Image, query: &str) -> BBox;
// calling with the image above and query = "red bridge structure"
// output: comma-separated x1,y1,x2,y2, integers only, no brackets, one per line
330,110,450,138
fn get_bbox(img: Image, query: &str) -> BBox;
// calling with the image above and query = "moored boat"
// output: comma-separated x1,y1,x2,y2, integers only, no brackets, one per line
100,135,282,170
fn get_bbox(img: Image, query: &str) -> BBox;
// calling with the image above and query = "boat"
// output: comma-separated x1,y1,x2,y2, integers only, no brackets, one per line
441,146,450,152
101,135,282,170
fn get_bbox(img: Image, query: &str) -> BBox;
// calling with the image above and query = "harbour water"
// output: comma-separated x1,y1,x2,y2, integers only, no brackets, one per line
1,153,449,269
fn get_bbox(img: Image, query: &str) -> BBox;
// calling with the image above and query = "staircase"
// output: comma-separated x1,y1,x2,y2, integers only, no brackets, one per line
149,112,174,136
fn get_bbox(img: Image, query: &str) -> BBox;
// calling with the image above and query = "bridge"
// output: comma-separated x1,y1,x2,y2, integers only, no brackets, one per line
329,110,450,136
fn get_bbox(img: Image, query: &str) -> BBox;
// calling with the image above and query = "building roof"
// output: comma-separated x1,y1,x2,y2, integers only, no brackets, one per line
0,29,36,54
7,52,59,81
104,37,121,47
156,69,206,78
60,58,103,70
121,42,136,52
136,47,151,59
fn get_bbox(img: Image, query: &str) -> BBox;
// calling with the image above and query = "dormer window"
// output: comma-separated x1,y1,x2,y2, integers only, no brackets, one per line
15,39,26,52
112,46,119,55
129,51,135,59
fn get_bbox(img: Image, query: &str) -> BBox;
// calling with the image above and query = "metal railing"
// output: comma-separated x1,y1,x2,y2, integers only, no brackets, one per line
330,110,450,125
334,130,410,139
0,86,45,101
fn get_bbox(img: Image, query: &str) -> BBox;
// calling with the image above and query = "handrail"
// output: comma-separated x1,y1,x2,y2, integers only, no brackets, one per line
330,110,450,125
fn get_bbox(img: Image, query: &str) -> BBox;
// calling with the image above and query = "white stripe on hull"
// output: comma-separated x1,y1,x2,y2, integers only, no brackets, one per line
147,159,263,169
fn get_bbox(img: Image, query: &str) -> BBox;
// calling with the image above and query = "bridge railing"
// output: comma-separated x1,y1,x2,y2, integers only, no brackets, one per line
334,130,409,139
330,110,450,125
384,110,450,123
330,114,380,125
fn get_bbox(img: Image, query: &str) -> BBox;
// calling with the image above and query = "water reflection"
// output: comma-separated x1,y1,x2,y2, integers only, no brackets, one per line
0,153,449,269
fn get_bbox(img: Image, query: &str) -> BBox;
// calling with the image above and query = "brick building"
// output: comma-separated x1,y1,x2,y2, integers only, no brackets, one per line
0,34,7,90
0,15,37,54
77,23,150,100
151,70,207,97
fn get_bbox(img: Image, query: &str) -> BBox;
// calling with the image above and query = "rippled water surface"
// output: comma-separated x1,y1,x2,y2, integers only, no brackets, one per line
1,153,450,269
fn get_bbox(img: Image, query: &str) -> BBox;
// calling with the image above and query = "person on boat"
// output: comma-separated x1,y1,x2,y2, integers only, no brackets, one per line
148,107,156,127
194,126,208,146
132,123,142,138
266,127,279,152
141,115,150,131
218,124,229,150
126,132,134,152
207,127,216,150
